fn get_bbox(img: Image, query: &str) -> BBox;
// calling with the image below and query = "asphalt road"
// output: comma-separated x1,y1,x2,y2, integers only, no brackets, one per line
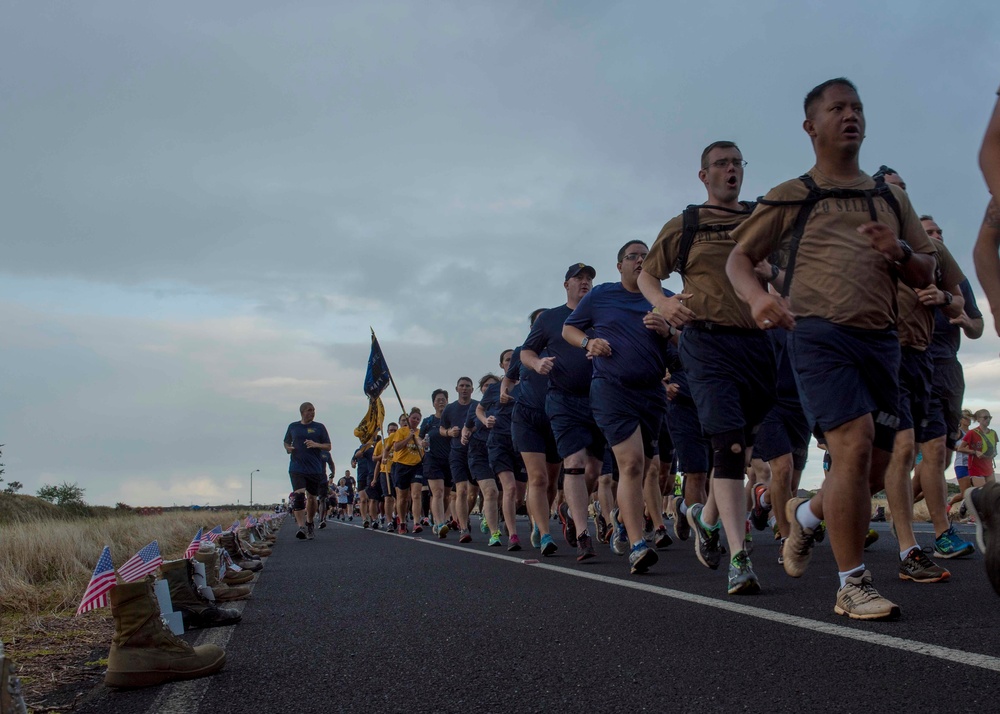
77,516,1000,713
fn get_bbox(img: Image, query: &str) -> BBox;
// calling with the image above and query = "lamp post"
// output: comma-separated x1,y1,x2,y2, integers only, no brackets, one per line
249,469,260,507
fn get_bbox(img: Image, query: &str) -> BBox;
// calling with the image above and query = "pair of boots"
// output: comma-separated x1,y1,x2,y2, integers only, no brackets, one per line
160,559,242,630
105,577,226,688
219,532,263,572
237,527,272,557
192,544,251,602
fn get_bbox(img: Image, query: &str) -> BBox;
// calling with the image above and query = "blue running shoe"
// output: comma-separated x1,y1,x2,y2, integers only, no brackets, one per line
540,534,558,556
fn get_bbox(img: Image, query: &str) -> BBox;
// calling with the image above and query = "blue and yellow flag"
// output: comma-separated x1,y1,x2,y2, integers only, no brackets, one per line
364,331,391,399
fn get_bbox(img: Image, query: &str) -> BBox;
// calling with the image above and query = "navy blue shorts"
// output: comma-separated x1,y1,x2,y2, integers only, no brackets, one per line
787,318,900,452
357,470,371,492
545,389,606,461
488,433,527,482
657,406,673,463
929,358,965,449
392,462,421,490
666,396,711,474
289,471,324,497
449,448,472,484
898,347,936,443
511,403,560,464
601,448,619,480
753,400,811,471
468,439,495,482
423,456,452,487
679,325,776,442
590,378,664,460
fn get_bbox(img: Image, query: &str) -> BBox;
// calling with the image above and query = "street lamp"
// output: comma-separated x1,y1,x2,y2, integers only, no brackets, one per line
249,469,260,507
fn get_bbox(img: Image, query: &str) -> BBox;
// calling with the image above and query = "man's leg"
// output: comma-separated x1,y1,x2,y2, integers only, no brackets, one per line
498,471,518,538
429,479,446,526
612,428,647,544
479,479,500,537
882,429,919,554
410,482,423,529
822,415,875,574
523,452,553,539
562,450,591,542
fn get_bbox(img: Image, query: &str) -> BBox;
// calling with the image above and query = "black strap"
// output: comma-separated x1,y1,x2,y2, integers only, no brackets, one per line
674,201,756,275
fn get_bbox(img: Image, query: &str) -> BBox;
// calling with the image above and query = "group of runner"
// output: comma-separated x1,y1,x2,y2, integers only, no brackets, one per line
289,77,1000,621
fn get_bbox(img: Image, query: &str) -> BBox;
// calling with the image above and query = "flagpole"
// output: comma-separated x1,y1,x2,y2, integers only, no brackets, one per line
370,327,408,417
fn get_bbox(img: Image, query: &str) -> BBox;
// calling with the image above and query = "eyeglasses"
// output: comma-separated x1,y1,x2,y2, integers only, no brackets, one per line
708,158,748,169
622,252,648,262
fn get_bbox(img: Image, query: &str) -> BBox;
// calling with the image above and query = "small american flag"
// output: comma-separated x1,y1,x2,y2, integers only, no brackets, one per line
184,528,203,559
206,526,224,542
76,546,117,615
229,520,240,532
118,541,164,582
220,548,242,572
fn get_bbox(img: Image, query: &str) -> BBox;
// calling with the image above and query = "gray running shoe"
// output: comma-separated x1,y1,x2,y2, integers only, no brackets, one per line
306,522,315,540
576,532,596,561
296,526,307,540
783,497,817,578
629,542,658,574
727,550,761,595
687,503,721,570
834,570,900,621
671,496,690,541
898,547,949,583
610,508,628,556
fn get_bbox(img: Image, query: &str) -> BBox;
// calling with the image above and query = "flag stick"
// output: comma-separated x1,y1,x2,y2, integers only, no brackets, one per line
370,327,407,417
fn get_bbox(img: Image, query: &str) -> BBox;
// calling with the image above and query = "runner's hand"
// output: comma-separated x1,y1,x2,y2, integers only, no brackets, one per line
536,356,556,375
651,293,695,327
643,311,671,337
749,293,795,330
858,221,903,262
586,338,612,358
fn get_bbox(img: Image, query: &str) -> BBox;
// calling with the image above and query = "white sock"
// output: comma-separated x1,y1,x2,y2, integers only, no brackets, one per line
838,566,865,589
796,501,822,530
900,546,919,561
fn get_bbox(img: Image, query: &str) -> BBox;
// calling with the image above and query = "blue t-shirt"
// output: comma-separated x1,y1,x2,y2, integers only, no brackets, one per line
928,278,982,361
564,283,674,389
465,398,489,443
284,421,331,475
441,400,476,453
522,303,594,397
479,381,514,438
355,444,375,480
507,345,547,411
420,414,450,464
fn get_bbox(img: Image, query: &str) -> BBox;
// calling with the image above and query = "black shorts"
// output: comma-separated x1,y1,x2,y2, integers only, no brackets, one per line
468,439,495,482
318,479,330,499
289,472,324,496
590,378,664,460
424,456,453,487
753,400,811,471
898,347,935,443
601,447,619,481
488,432,527,482
666,395,711,474
449,448,472,484
679,325,776,443
658,407,673,463
392,462,422,490
545,389,606,462
511,403,560,464
787,318,900,452
929,357,965,448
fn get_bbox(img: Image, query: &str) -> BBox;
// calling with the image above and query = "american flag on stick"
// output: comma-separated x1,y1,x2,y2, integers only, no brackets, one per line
185,528,203,559
206,526,224,542
118,541,164,582
76,546,117,615
229,520,240,532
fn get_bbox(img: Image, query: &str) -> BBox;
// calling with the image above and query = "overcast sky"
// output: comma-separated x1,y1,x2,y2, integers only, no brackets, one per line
2,1,999,507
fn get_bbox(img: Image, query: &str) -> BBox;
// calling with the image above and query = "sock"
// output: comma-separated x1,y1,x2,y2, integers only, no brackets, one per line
796,501,822,530
697,510,719,531
767,514,777,529
838,566,865,589
900,546,919,560
679,501,688,516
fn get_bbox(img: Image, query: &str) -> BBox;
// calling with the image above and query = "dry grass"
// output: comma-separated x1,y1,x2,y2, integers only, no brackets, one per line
0,509,249,615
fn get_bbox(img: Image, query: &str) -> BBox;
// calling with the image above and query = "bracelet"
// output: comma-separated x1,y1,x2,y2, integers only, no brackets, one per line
769,264,780,282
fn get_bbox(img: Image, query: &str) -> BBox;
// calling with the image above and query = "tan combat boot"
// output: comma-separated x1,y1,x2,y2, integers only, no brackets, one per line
238,528,272,557
219,533,262,571
159,560,241,629
192,546,251,602
223,568,255,585
105,577,226,688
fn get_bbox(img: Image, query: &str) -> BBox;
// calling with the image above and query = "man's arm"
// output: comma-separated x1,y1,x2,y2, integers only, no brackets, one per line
974,199,1000,337
519,348,556,376
562,323,611,358
725,245,795,329
980,90,1000,200
636,271,694,327
916,282,965,320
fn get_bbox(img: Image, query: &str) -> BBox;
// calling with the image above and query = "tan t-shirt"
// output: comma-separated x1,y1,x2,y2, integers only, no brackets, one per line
643,204,758,329
732,168,937,330
896,239,966,350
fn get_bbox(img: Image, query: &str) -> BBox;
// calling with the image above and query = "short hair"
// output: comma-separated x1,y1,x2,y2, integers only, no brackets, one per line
617,239,648,263
299,402,314,414
457,376,473,387
387,422,398,430
804,78,858,118
409,406,421,416
873,165,898,179
431,388,448,402
478,373,500,390
700,141,740,169
919,214,935,223
499,348,514,365
529,308,546,326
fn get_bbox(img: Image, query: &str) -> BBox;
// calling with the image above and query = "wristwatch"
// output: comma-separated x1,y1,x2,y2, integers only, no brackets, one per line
943,291,953,306
895,240,913,266
580,337,590,350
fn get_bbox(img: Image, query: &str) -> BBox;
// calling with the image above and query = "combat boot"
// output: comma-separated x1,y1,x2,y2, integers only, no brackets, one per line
238,528,272,557
219,533,262,571
159,559,241,629
223,568,255,585
105,577,226,688
192,545,251,602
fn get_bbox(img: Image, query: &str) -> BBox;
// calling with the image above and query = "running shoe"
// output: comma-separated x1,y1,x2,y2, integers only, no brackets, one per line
508,534,522,552
643,515,654,543
629,541,658,574
398,524,408,535
596,514,610,544
558,503,578,547
489,531,503,547
450,519,460,530
458,530,472,544
306,522,315,540
437,523,449,539
413,524,423,534
750,483,771,531
933,526,974,559
387,522,397,534
898,547,950,583
371,521,380,531
783,497,818,578
864,528,879,549
540,534,558,556
686,503,722,570
653,525,673,550
965,483,1000,596
777,538,785,565
744,519,754,556
530,523,541,549
348,516,353,522
727,550,761,595
363,520,370,529
577,532,596,562
480,517,490,534
610,508,628,556
671,497,690,542
835,570,901,620
814,521,826,543
296,526,307,540
420,517,430,526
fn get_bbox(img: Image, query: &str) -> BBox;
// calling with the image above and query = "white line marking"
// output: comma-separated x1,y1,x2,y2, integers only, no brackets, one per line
338,520,1000,673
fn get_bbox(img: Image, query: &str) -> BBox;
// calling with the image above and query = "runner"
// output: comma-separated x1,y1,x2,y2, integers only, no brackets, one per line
726,78,937,618
521,263,604,561
392,408,425,535
440,377,477,542
469,374,503,546
640,140,772,595
283,402,333,541
564,240,672,574
373,422,398,532
421,389,452,537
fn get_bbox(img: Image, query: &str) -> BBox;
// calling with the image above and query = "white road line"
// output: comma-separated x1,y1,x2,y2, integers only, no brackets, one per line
341,521,1000,673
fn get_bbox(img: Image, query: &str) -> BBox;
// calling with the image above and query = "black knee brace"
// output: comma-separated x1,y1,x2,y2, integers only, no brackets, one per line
711,430,746,481
563,467,585,476
291,491,306,511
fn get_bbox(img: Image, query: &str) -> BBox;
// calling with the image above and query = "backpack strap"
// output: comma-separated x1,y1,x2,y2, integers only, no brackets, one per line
674,201,756,276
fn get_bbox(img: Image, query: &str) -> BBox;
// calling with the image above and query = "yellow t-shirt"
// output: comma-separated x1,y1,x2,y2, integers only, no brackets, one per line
375,439,394,475
391,426,424,466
